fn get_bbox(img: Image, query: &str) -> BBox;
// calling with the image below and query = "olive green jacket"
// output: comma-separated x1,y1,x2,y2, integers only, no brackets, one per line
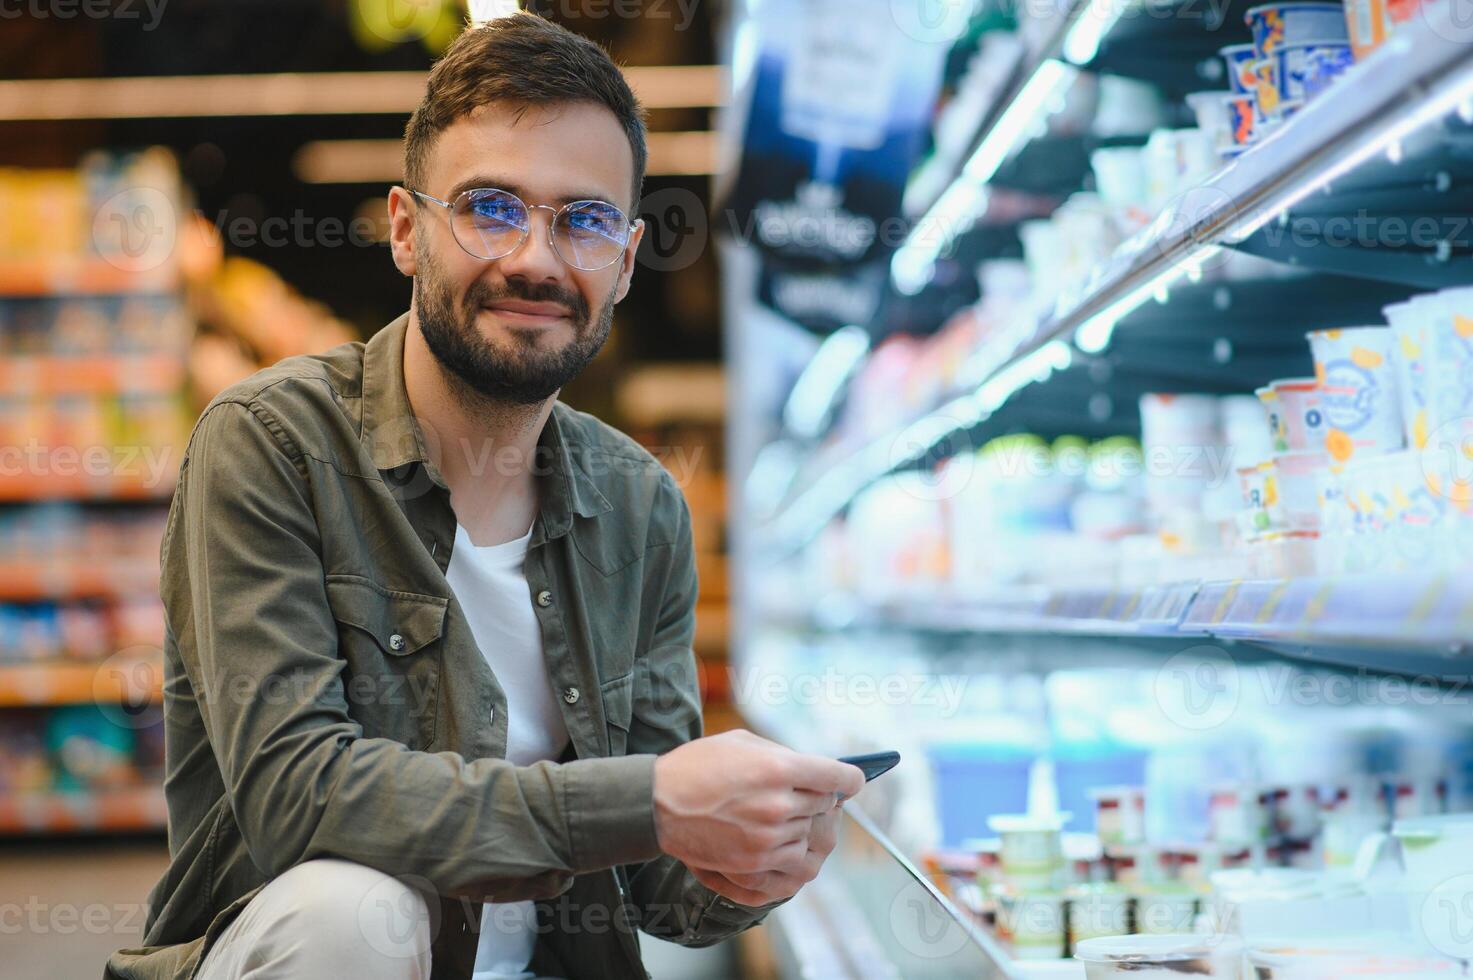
105,314,771,980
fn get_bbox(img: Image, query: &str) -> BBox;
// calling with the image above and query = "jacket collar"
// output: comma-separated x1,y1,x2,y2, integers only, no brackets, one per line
360,313,612,542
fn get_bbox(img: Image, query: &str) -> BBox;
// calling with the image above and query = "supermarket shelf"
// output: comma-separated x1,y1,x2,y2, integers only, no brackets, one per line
0,784,165,834
0,660,162,707
761,5,1473,555
0,258,178,297
0,559,163,601
794,573,1473,678
0,354,185,396
0,470,176,503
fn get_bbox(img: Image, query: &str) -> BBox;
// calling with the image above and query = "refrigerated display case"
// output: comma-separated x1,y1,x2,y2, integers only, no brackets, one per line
722,0,1473,974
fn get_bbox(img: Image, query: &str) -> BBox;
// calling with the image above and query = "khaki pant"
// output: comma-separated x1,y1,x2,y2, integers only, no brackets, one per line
197,859,433,979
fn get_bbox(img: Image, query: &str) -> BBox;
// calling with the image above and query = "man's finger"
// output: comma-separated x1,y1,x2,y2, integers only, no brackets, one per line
790,789,839,817
689,867,773,908
786,756,866,797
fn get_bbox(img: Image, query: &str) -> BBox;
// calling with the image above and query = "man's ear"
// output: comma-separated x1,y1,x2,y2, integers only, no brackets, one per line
387,186,418,277
613,218,645,304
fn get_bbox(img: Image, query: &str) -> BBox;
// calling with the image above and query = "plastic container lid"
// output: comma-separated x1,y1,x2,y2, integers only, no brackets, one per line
989,813,1071,834
1074,933,1242,964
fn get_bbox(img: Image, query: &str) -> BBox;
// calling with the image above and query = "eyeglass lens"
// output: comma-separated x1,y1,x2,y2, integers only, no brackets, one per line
451,188,630,271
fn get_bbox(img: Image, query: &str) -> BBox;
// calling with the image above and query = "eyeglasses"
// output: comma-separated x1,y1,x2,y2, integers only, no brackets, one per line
410,187,634,272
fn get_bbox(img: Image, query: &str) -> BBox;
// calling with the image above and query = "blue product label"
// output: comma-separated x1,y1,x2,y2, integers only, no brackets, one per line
1320,360,1379,432
1303,45,1354,98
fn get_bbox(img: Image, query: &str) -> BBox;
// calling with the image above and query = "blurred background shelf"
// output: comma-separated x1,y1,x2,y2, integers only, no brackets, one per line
0,354,186,396
794,572,1473,677
0,473,177,504
0,259,179,298
0,661,162,708
0,785,166,835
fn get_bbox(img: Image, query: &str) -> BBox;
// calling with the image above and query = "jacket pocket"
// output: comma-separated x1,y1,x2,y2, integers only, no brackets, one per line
325,574,448,748
600,671,634,758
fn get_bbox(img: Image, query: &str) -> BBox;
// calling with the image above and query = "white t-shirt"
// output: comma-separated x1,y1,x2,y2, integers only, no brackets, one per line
444,520,571,980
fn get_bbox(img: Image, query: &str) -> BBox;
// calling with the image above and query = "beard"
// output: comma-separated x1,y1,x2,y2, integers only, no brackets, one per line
414,245,617,406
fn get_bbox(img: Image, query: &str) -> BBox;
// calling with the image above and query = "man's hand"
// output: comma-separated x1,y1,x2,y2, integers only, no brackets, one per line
686,802,843,906
652,730,864,894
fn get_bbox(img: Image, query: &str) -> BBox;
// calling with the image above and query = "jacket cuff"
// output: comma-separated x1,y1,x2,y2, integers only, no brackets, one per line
563,754,661,870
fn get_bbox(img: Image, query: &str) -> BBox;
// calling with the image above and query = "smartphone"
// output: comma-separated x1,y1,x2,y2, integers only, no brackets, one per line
837,750,901,783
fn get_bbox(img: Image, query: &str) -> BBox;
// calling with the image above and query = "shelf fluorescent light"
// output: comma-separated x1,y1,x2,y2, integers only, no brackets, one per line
889,59,1078,294
975,340,1073,412
1073,246,1221,354
1061,0,1127,66
891,182,989,296
963,59,1079,183
782,326,871,439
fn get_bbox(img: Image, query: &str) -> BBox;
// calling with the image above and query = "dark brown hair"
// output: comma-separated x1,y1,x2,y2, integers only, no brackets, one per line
403,13,647,207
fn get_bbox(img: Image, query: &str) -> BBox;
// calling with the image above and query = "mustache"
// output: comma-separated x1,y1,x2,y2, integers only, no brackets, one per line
464,279,589,324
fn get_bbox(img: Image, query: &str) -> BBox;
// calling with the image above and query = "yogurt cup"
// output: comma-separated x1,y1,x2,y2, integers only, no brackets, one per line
1384,296,1440,451
1069,883,1134,944
990,814,1068,892
1246,2,1350,56
1227,93,1259,145
1221,43,1260,94
1270,450,1329,530
1258,377,1327,452
1416,288,1473,507
1253,58,1287,120
1275,41,1354,103
1306,326,1405,462
1133,888,1199,935
1392,813,1473,885
997,891,1067,959
1238,461,1276,532
1091,786,1146,846
1186,91,1238,156
1090,146,1151,230
1074,933,1243,979
1300,42,1355,99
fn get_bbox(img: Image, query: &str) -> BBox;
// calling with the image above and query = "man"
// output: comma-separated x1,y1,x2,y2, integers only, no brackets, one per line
105,14,864,980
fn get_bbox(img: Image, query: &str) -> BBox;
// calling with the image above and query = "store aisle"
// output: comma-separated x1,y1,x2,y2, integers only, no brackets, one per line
1,836,168,978
1,838,741,979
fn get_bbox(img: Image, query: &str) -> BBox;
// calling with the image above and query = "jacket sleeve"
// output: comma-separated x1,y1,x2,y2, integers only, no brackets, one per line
170,398,660,902
622,476,785,945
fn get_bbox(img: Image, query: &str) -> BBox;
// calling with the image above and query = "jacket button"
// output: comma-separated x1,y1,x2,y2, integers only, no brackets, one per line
388,633,405,651
562,687,580,704
535,590,553,607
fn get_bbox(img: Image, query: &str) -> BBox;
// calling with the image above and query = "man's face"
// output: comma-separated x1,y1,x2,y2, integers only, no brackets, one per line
401,100,643,404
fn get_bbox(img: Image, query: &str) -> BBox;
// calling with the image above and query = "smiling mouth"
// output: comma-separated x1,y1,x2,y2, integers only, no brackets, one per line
482,304,573,326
